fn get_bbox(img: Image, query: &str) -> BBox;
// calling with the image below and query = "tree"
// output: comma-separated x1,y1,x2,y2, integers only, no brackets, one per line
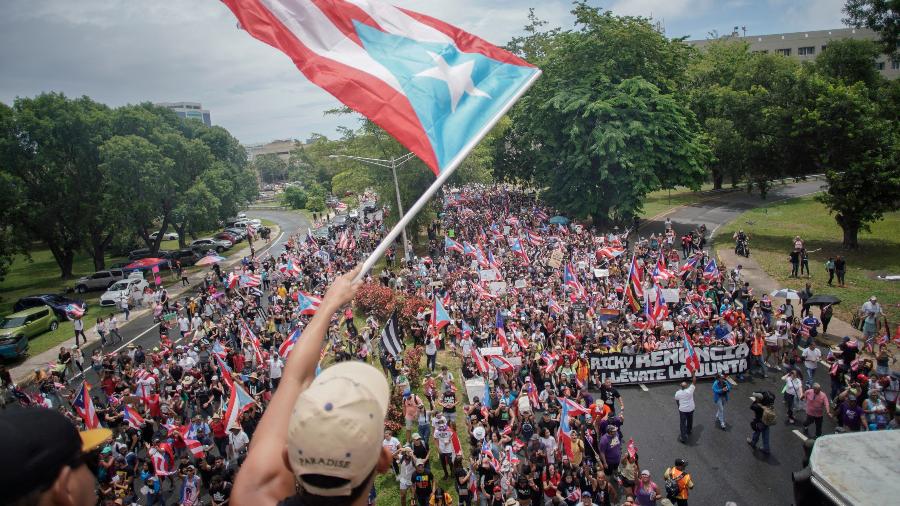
815,38,883,87
281,186,308,209
0,171,25,283
0,93,113,277
254,153,288,184
843,0,900,57
795,76,900,247
496,4,708,223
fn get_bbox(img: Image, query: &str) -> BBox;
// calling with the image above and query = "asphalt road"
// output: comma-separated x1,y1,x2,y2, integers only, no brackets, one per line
64,208,308,388
628,179,833,505
640,179,827,239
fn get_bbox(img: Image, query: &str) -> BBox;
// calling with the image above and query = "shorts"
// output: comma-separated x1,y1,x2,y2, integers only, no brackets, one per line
767,345,780,352
399,479,412,491
444,411,456,422
405,418,415,429
620,477,635,489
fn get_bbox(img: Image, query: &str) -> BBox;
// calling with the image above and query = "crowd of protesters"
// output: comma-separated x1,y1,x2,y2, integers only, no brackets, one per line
2,184,898,506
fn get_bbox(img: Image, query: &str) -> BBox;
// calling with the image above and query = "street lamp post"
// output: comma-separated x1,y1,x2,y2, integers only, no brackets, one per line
329,152,417,260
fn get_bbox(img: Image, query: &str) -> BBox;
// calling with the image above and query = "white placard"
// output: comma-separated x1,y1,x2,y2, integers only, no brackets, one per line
662,288,681,301
480,347,504,356
488,281,507,295
515,279,527,289
479,269,500,282
465,377,485,402
503,225,511,235
662,321,675,331
593,268,610,278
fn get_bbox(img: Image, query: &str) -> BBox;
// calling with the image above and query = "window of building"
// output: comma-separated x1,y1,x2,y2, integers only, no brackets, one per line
876,62,885,70
798,46,815,56
821,45,827,52
752,50,769,54
776,48,792,56
892,60,900,70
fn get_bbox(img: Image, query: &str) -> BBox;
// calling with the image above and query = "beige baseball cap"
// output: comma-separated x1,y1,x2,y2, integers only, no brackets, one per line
286,361,390,497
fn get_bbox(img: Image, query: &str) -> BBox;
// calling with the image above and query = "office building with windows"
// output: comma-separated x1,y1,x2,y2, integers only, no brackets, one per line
155,101,212,126
688,27,899,80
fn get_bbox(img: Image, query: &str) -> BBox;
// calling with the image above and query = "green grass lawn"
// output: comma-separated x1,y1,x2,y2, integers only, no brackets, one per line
640,183,719,219
714,195,900,325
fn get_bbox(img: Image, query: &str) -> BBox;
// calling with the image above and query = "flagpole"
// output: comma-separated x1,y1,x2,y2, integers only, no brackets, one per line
354,69,542,282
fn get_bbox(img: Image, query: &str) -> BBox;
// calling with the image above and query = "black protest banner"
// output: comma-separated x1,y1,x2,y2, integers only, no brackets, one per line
589,344,750,385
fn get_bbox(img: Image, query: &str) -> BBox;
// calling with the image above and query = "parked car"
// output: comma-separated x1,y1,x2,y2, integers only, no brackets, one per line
74,269,125,293
190,238,231,253
99,275,149,307
329,215,348,232
166,249,200,267
149,231,179,241
237,212,247,219
14,294,86,319
213,232,237,246
0,306,59,359
348,209,360,221
224,227,247,241
128,248,172,262
361,201,378,214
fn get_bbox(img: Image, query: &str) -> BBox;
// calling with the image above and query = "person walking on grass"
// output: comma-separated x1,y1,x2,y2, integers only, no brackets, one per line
834,255,846,287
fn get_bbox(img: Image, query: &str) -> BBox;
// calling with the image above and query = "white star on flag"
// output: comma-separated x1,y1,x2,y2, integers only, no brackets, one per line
415,51,491,112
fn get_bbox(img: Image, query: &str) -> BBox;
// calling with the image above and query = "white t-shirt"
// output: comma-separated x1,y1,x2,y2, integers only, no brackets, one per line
433,425,454,454
382,436,400,454
674,385,696,412
178,317,190,332
229,430,250,453
269,357,284,379
802,347,822,369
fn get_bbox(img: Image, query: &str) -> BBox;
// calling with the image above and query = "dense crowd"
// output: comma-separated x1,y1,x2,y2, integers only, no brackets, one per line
3,184,898,506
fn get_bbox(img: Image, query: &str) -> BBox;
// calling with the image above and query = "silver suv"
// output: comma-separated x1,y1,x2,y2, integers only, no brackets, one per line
74,269,125,293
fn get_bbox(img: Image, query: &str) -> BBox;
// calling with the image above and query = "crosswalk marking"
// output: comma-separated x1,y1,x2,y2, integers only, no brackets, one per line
639,383,649,392
792,429,808,442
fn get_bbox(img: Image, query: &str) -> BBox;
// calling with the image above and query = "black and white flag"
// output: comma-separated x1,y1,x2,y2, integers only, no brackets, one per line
381,312,404,357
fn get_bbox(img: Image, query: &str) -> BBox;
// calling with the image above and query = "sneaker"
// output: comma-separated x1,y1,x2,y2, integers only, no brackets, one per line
746,438,755,449
720,423,727,430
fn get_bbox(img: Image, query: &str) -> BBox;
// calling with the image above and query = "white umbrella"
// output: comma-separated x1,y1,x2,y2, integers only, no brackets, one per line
770,288,801,300
196,255,225,266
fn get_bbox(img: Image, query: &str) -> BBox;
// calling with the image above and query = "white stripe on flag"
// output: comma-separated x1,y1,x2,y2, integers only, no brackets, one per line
381,316,403,357
345,0,452,44
261,0,403,91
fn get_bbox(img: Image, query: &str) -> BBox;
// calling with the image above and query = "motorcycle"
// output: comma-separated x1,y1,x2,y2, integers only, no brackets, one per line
735,238,751,257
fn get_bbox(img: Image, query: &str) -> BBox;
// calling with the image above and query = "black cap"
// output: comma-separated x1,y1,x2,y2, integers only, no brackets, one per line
0,407,110,504
675,458,687,467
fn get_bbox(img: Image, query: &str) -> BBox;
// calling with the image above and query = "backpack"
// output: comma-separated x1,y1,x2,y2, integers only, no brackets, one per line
759,390,776,406
762,405,777,426
665,469,685,499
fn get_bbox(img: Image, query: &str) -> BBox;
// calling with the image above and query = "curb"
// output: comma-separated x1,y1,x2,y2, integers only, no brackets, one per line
11,225,281,385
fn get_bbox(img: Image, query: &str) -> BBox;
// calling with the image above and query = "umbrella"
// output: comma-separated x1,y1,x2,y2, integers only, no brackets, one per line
125,258,166,269
549,215,570,225
770,288,801,300
195,255,225,266
805,294,841,306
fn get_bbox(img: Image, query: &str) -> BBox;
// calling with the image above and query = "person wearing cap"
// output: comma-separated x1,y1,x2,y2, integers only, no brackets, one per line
412,459,434,506
801,383,832,438
0,407,112,506
232,267,394,506
746,393,771,454
860,296,884,351
663,459,693,506
836,393,865,432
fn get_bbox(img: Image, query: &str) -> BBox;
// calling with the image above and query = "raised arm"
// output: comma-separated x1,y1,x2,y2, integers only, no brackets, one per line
232,267,361,505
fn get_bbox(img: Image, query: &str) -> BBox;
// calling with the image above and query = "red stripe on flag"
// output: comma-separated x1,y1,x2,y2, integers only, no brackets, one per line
221,0,439,171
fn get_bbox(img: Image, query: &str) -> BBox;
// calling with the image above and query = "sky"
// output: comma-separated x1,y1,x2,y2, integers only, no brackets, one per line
0,0,847,146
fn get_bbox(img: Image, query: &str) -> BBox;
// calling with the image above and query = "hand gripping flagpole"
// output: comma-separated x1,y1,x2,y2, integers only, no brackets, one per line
354,69,542,282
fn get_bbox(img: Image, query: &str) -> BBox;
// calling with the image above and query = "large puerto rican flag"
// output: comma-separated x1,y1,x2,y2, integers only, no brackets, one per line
72,381,101,429
222,0,540,175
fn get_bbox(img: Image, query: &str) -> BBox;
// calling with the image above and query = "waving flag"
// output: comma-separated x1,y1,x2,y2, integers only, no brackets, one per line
563,263,585,299
150,443,176,476
490,355,515,373
224,382,258,430
305,228,319,250
679,255,700,276
557,396,575,461
224,0,539,175
461,319,472,338
486,249,501,268
72,381,101,429
495,308,509,349
445,236,464,253
472,281,497,300
294,291,322,315
596,246,625,260
682,333,701,373
279,326,303,358
471,348,489,375
509,237,530,264
702,259,720,280
526,230,545,246
462,241,477,257
123,405,146,429
559,397,590,417
227,271,241,289
547,297,564,316
652,288,668,323
240,273,261,288
624,255,643,312
534,209,549,222
432,296,451,330
653,257,675,283
214,353,235,389
65,303,85,318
